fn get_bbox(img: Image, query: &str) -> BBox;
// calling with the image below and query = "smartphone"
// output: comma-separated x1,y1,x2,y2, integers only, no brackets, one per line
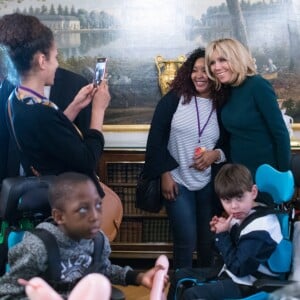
93,57,107,86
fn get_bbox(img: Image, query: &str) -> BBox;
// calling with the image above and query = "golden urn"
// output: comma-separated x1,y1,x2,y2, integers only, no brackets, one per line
155,55,186,96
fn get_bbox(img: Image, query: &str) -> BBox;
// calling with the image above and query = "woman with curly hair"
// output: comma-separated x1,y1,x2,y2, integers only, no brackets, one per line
143,47,228,269
0,13,110,197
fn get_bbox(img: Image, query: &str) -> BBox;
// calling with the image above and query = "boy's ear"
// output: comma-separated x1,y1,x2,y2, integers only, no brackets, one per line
52,208,64,224
252,184,258,199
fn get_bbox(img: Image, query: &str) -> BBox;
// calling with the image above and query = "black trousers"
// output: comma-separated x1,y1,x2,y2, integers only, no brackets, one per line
167,267,255,300
181,278,244,300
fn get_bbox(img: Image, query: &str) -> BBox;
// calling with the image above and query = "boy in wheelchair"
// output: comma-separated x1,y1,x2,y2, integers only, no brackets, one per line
0,172,168,299
168,164,285,300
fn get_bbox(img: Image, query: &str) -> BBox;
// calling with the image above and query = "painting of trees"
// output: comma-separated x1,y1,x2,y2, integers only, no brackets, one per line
284,0,300,71
226,0,249,48
225,0,300,72
0,0,299,123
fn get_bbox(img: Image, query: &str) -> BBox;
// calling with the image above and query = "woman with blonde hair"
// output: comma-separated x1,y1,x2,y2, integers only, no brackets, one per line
205,38,290,180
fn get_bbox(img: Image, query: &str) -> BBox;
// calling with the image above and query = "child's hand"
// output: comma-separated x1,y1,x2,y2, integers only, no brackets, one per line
137,265,169,289
214,215,233,234
137,255,169,292
210,215,219,232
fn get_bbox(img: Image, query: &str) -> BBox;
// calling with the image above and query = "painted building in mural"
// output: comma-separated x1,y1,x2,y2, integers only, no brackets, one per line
199,2,287,48
0,0,298,123
37,15,81,52
38,15,80,31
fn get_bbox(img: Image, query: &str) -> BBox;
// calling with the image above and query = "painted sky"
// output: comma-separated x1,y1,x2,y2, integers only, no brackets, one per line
0,0,273,17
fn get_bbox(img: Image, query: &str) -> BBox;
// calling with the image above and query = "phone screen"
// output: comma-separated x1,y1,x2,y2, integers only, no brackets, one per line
94,57,107,86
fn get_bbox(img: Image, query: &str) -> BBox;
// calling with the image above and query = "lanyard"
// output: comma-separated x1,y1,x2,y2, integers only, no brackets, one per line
194,97,214,143
18,85,59,110
18,85,47,100
17,85,82,138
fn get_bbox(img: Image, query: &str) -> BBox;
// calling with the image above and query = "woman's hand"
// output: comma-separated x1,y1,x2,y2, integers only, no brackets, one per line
92,79,111,112
191,149,220,171
161,172,178,201
90,80,111,131
63,84,97,122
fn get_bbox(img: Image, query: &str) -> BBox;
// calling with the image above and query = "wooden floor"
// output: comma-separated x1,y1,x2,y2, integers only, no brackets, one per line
114,285,150,300
114,283,170,300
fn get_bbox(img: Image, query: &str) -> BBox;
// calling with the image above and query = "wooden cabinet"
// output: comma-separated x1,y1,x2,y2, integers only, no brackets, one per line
98,149,173,259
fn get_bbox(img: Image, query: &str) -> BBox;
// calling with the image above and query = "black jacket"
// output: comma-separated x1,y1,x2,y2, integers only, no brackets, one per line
0,80,15,182
9,89,104,196
0,68,91,184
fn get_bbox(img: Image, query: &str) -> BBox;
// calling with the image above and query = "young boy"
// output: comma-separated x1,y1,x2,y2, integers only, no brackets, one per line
0,172,168,299
168,163,283,300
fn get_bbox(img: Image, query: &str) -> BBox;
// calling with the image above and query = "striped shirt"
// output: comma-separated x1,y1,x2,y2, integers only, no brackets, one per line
168,96,219,191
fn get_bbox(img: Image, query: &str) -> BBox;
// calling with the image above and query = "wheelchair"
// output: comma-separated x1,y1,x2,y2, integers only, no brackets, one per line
0,175,55,275
172,163,297,300
0,176,125,300
240,162,299,300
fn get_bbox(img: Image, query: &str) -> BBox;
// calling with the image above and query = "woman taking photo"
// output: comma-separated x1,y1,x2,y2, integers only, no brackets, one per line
0,13,110,197
144,48,227,269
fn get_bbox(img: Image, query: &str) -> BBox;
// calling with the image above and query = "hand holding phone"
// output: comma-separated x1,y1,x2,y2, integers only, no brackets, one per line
94,57,107,86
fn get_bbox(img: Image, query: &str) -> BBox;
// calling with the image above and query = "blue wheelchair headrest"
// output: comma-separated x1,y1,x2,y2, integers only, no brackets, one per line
255,164,295,205
255,164,294,275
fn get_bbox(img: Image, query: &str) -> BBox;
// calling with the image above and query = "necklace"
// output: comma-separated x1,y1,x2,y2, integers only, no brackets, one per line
194,97,214,143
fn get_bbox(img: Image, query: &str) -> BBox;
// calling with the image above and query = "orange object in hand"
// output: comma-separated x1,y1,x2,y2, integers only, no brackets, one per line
194,147,206,156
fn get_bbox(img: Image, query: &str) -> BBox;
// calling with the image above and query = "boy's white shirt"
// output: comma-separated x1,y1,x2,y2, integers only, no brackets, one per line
289,221,300,281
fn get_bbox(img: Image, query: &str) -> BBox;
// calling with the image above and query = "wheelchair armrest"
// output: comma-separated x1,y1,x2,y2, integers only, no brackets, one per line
111,286,125,300
254,278,296,291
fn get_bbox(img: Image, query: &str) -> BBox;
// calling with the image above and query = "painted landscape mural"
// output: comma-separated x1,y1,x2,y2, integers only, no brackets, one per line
0,0,299,125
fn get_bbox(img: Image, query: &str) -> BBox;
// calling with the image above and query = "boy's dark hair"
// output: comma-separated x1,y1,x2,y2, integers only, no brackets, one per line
48,172,92,210
214,164,253,200
0,13,54,76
